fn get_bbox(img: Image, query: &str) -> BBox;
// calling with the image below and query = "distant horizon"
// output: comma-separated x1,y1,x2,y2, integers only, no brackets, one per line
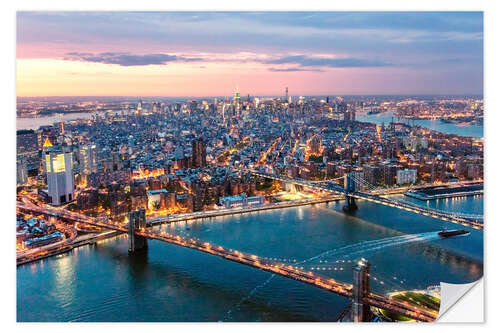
17,12,483,97
17,93,484,100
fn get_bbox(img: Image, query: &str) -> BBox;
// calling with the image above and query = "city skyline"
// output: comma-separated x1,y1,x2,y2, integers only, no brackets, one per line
17,12,483,97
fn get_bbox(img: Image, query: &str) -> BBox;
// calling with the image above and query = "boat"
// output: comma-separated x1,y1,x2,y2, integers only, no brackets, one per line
438,229,470,238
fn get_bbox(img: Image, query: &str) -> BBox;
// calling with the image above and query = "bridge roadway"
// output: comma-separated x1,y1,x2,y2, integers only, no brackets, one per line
18,202,437,322
148,196,343,225
249,171,483,230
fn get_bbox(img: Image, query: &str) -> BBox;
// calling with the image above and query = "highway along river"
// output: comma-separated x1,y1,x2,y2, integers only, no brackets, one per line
17,196,483,322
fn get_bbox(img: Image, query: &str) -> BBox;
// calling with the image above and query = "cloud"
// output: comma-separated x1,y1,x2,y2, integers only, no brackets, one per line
268,67,325,72
264,55,391,68
64,52,202,66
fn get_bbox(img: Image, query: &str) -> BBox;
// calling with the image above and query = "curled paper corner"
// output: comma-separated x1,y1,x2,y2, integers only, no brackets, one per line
436,278,484,322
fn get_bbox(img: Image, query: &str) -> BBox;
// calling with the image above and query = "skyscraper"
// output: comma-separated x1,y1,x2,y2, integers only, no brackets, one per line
136,100,142,115
17,159,28,185
45,145,74,205
285,87,288,102
58,121,65,135
79,144,97,174
17,129,39,171
192,139,207,168
234,87,240,108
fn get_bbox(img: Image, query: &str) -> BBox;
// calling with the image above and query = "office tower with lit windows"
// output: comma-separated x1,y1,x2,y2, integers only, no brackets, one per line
58,121,65,135
45,145,74,205
79,144,97,174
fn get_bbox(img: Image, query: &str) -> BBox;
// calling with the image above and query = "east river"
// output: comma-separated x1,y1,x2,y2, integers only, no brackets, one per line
357,111,483,138
17,196,483,322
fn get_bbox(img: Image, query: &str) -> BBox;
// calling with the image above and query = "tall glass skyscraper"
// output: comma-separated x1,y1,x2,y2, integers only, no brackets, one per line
45,145,74,205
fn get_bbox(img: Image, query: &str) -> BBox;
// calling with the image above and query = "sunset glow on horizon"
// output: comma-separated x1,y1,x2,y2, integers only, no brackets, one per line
17,12,483,97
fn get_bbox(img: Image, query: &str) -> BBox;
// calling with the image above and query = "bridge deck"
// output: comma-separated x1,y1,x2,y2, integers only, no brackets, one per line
249,171,483,230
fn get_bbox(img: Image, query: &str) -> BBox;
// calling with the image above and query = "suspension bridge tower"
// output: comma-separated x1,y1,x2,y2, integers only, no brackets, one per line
343,172,358,212
128,208,148,252
351,258,372,322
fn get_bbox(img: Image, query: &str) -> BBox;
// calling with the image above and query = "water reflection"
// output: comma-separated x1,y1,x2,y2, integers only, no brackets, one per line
18,199,483,322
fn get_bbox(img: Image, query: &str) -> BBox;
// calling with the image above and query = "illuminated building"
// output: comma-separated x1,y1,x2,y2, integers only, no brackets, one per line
131,168,165,180
45,145,74,205
16,129,38,157
41,137,53,174
305,134,324,161
43,137,53,148
219,193,264,209
17,129,39,173
397,169,417,185
344,109,356,122
234,87,241,108
37,126,56,151
136,100,142,115
147,189,168,211
17,159,28,185
79,144,97,174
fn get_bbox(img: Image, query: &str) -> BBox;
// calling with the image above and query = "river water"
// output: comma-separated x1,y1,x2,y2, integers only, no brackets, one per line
17,110,484,138
16,111,107,130
17,196,483,322
357,111,483,138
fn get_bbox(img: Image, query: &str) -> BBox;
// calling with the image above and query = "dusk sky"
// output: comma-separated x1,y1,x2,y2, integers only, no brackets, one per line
16,11,483,97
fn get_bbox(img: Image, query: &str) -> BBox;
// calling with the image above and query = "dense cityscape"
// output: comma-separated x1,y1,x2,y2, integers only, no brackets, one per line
16,93,484,291
15,11,484,323
17,93,484,227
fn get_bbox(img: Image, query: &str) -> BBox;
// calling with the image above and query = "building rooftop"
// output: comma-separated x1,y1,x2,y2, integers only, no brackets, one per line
146,189,168,196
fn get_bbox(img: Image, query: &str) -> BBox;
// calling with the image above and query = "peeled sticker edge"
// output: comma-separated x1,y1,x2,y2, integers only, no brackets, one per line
436,278,483,322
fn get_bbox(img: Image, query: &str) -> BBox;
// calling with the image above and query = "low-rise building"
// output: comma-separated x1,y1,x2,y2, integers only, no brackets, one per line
219,193,265,209
397,169,417,185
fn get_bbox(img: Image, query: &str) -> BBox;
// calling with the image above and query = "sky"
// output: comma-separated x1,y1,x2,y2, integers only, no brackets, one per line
16,11,483,97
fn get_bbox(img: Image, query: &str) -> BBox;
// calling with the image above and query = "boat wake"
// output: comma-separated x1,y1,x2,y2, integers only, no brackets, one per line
220,232,438,321
308,232,440,263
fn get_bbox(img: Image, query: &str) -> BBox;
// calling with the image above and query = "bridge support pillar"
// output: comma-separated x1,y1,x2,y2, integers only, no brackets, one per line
343,195,358,212
128,209,148,252
351,258,371,322
343,173,358,213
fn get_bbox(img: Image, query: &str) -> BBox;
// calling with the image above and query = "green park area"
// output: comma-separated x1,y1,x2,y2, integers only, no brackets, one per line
378,291,440,322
